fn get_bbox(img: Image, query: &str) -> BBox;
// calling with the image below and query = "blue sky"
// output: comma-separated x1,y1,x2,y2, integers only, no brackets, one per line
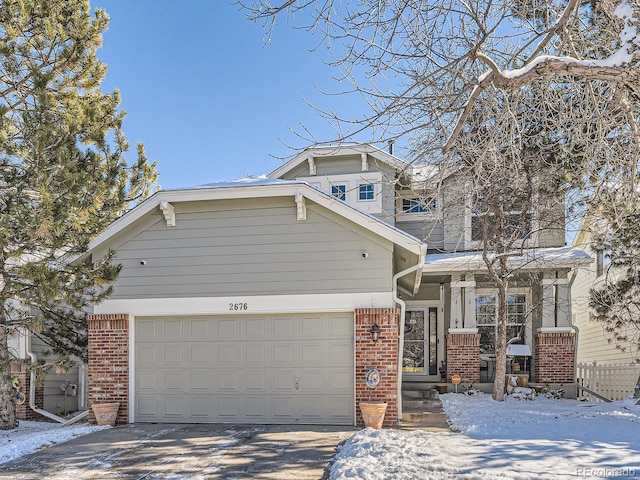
91,1,369,189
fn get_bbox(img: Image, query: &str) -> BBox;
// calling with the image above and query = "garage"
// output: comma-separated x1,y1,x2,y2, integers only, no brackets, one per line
134,313,354,424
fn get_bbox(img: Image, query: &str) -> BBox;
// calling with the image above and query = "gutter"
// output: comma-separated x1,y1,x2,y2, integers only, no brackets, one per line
393,245,428,427
25,334,89,426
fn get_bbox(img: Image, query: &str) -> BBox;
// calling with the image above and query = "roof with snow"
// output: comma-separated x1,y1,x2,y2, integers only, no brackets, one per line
423,246,592,273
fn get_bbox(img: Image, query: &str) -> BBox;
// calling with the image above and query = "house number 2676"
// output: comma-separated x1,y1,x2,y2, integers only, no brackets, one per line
229,303,248,311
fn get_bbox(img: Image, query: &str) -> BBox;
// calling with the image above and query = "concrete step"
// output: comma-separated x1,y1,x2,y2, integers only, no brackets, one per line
401,411,450,430
402,399,444,411
402,389,439,400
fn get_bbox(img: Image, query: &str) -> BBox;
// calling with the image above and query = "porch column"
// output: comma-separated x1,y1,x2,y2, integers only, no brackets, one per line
446,332,480,383
354,308,399,428
450,276,477,330
540,272,571,329
87,314,130,425
536,271,575,390
447,275,479,383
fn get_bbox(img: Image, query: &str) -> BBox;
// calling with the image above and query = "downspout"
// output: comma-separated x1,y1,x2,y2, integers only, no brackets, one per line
26,334,89,426
393,245,427,427
568,269,580,384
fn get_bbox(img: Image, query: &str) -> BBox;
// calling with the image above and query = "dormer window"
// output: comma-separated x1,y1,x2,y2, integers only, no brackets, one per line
358,183,375,201
331,184,347,201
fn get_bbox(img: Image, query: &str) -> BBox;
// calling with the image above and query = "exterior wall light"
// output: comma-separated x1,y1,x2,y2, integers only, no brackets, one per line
369,323,381,343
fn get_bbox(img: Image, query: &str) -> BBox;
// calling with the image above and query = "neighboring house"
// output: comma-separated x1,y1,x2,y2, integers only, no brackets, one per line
571,218,640,400
85,144,591,427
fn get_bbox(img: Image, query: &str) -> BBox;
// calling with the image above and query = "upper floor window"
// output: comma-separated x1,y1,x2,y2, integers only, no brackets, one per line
596,248,611,277
471,194,532,242
358,183,375,201
402,197,437,214
331,184,347,201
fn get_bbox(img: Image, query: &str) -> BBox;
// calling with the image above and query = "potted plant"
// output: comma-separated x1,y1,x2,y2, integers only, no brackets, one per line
92,402,120,426
360,368,388,429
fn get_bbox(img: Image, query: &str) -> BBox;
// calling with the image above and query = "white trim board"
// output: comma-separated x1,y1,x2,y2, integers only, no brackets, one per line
95,292,394,316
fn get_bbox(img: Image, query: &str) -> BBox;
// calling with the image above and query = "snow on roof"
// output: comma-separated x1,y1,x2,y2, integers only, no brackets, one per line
423,246,592,272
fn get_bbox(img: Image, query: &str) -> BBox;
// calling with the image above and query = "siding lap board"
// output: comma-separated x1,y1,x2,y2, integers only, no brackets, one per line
107,197,393,299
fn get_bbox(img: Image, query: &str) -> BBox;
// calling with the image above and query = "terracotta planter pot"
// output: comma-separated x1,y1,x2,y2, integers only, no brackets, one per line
436,384,448,394
360,401,388,429
92,402,120,426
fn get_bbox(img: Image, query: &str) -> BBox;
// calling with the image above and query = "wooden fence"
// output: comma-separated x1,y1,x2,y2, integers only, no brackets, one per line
576,362,640,402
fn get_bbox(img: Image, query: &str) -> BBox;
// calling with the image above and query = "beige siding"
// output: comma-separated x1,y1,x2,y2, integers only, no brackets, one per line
98,197,393,299
30,335,81,414
572,243,635,364
396,220,444,248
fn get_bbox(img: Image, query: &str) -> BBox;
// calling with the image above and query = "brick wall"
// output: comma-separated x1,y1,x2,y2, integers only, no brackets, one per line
87,314,129,425
446,333,480,383
10,360,46,421
355,308,399,428
535,331,575,384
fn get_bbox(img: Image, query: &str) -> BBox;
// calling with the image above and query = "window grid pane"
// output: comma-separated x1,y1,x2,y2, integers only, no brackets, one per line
475,293,527,353
331,184,346,201
358,184,374,201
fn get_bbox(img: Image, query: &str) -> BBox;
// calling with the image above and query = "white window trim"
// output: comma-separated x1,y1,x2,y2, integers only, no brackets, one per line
357,182,376,202
465,194,539,250
395,190,440,221
297,172,383,213
475,288,532,352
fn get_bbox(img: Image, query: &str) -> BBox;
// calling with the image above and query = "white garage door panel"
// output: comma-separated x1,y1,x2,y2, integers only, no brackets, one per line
135,313,354,424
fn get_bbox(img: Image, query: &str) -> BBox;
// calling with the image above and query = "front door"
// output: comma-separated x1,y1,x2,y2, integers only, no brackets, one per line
403,307,439,378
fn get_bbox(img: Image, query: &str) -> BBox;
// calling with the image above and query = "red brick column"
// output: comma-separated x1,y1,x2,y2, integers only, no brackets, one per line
446,333,480,383
535,331,575,384
355,308,399,428
88,314,130,425
10,361,45,421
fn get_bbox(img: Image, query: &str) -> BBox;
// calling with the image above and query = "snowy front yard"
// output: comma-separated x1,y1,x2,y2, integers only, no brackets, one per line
1,394,638,479
331,394,640,479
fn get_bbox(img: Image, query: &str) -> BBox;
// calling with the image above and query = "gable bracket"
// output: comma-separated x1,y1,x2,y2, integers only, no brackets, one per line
294,192,306,221
307,155,316,176
159,200,176,227
361,152,368,172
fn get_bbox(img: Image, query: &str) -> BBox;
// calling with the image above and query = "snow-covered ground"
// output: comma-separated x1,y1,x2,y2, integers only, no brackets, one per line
1,395,638,479
0,421,108,465
331,394,640,479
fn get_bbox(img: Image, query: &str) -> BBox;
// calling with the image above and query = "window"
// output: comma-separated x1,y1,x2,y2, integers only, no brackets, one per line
470,194,532,242
596,248,611,277
476,293,527,354
402,197,436,214
331,184,347,201
358,183,374,201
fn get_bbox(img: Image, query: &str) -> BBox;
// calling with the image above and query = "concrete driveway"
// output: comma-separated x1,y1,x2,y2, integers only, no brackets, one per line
0,423,357,479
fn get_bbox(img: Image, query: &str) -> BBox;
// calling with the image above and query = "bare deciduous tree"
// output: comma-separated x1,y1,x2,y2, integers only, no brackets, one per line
239,0,640,400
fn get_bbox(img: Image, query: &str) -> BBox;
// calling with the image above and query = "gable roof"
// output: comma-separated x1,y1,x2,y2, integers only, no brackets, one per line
88,179,427,281
267,144,412,179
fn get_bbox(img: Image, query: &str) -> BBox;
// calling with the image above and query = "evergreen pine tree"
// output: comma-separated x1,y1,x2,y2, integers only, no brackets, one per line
0,0,157,429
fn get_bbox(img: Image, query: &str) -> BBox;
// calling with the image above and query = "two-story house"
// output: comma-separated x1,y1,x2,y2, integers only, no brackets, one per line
83,144,591,427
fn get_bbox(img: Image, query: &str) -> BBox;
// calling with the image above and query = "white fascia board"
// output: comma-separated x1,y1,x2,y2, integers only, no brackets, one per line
95,292,394,316
422,246,593,274
268,144,411,179
88,181,426,259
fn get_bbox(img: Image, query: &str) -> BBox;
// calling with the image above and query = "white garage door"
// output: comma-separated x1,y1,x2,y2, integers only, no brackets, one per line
134,313,354,424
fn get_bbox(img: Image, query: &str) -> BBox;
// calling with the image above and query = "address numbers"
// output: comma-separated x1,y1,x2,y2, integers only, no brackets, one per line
229,303,248,311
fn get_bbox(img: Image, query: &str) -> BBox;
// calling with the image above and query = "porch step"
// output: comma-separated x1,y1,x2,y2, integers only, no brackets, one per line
401,387,451,431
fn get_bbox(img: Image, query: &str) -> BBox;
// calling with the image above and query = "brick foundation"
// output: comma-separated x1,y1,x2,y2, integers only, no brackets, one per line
355,308,399,428
10,360,46,421
535,331,575,384
87,314,129,425
446,333,480,383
